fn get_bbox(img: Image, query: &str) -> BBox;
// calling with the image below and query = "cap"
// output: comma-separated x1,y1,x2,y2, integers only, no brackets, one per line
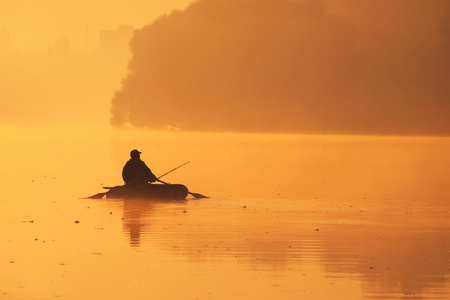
130,149,141,158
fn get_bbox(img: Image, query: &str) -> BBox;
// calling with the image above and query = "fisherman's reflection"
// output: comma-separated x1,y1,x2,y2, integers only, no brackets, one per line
122,199,156,247
121,199,186,247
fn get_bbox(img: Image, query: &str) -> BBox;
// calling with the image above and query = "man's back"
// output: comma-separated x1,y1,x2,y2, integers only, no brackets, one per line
122,158,157,185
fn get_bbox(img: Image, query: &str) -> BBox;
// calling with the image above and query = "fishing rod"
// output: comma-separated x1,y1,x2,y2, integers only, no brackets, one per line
156,161,207,198
157,161,190,179
98,161,190,190
87,161,205,199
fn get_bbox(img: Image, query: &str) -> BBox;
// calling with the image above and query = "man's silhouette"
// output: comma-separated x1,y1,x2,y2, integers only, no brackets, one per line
122,149,157,185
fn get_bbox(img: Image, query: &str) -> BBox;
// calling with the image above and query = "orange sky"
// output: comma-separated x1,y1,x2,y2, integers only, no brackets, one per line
1,0,450,134
0,0,194,126
0,0,193,53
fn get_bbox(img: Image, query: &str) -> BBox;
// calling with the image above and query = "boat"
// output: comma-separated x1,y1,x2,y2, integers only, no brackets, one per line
87,180,207,200
104,183,189,200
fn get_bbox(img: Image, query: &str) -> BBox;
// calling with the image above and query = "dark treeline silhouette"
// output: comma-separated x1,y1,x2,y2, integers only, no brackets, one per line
111,0,450,135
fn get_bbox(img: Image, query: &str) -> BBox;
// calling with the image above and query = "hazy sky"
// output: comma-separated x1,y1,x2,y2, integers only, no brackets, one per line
0,0,193,53
112,0,450,135
0,0,194,126
1,0,450,134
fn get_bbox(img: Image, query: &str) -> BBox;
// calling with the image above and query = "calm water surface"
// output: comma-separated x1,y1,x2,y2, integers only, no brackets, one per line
0,128,449,299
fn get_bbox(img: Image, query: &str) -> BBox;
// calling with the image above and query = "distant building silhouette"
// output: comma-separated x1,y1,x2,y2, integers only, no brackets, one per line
54,38,72,55
99,25,134,56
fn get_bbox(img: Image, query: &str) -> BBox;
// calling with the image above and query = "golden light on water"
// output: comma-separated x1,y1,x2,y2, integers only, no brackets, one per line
1,129,450,299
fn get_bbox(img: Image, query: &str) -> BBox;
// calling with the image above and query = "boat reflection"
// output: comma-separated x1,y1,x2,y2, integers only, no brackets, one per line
121,198,187,247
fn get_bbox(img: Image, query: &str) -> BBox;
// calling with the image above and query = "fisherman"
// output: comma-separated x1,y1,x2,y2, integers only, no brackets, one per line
122,149,158,185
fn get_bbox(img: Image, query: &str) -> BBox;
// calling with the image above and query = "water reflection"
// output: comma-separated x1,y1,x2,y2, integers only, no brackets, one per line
3,129,450,299
318,223,450,299
121,199,187,247
113,197,450,299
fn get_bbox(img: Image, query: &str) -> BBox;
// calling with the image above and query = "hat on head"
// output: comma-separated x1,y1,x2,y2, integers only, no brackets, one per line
130,149,141,158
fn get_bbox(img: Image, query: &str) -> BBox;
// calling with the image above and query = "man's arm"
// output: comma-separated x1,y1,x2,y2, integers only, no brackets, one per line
143,162,157,183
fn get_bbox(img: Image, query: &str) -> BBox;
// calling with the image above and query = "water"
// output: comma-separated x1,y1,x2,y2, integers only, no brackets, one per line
1,127,449,299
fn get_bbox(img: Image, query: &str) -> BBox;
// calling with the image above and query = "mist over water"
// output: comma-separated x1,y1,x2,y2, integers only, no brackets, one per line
111,0,450,135
1,128,449,299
